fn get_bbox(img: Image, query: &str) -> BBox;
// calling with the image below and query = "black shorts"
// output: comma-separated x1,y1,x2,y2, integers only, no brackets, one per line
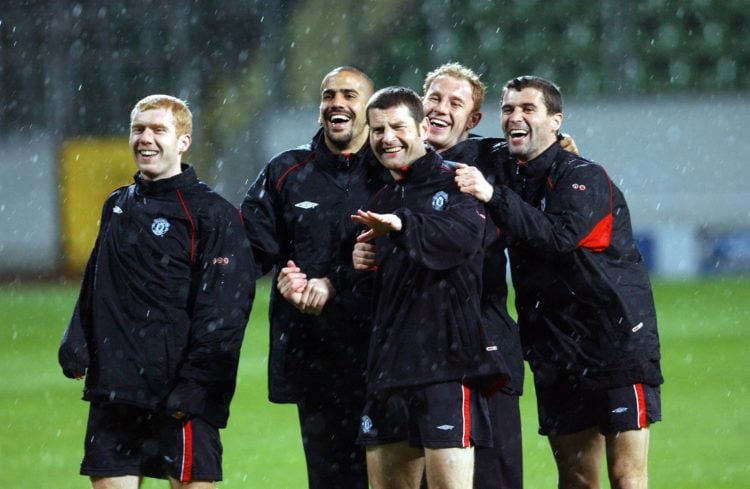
80,402,223,482
535,381,661,436
358,381,492,449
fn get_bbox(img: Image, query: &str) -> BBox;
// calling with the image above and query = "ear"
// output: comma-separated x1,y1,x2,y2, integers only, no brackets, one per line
177,133,192,154
419,116,430,139
467,111,482,129
550,113,563,133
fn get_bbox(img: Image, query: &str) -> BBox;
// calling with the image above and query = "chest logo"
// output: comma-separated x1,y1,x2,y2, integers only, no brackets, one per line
151,217,171,237
295,201,319,209
113,205,123,215
431,191,448,211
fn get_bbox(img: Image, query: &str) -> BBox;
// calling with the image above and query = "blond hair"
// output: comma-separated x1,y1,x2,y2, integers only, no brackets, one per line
130,94,192,136
423,63,486,112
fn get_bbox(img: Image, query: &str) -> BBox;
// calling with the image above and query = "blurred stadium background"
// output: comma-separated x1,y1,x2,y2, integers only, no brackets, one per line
1,1,749,487
1,0,749,279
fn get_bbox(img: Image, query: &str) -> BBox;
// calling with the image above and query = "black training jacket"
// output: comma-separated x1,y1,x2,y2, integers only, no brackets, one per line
58,165,255,428
365,150,509,395
485,143,663,389
241,130,386,403
442,136,525,395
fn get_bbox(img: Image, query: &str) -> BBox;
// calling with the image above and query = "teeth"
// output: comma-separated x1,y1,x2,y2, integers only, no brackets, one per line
140,150,158,156
510,129,528,137
330,114,350,123
384,147,401,153
430,118,449,128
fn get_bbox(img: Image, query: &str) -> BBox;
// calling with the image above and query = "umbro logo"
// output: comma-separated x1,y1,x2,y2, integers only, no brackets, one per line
611,407,628,414
437,424,454,431
113,206,123,214
295,201,319,209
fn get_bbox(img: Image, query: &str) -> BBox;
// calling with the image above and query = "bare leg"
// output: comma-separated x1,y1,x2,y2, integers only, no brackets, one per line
367,442,424,489
605,428,650,489
168,478,215,489
548,427,604,489
91,476,142,489
424,446,474,489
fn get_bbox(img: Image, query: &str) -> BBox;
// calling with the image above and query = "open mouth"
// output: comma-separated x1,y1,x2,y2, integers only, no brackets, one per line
139,150,158,157
327,112,352,129
429,118,450,129
508,129,528,142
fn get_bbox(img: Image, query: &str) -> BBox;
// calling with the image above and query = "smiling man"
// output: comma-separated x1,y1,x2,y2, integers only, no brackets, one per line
352,86,508,489
59,94,255,489
456,76,663,489
240,66,386,489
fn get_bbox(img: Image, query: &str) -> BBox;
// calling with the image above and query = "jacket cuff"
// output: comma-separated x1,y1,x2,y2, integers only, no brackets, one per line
165,380,208,417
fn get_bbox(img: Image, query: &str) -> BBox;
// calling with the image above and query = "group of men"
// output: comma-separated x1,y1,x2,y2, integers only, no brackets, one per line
59,63,663,489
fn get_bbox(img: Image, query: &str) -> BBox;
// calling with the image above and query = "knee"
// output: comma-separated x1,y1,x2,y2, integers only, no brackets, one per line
608,471,647,489
558,469,599,489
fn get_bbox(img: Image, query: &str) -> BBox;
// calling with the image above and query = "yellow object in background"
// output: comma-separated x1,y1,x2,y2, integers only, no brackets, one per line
59,138,133,276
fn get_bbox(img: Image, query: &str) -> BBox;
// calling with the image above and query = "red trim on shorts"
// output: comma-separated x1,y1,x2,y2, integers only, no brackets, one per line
181,420,194,482
462,385,471,448
633,384,647,429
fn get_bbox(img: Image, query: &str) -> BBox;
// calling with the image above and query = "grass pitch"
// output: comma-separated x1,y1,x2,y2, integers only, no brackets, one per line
1,276,748,488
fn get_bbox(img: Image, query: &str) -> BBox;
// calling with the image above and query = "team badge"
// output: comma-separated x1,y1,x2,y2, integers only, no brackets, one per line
295,201,319,209
361,415,373,434
431,191,448,211
151,217,171,236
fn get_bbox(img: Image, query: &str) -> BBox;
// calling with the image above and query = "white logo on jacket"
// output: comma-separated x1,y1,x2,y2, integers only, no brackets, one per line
113,205,123,214
432,191,448,210
295,201,319,209
151,217,171,236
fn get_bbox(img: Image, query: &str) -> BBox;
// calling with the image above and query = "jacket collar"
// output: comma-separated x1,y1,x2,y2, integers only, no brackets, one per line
312,128,372,170
134,164,197,196
515,142,561,178
391,148,442,183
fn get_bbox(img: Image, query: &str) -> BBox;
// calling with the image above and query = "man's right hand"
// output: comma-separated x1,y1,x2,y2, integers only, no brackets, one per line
277,260,307,306
277,260,333,316
353,242,377,270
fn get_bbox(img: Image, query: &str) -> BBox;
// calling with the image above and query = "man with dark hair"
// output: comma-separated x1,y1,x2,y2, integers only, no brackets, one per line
352,86,508,489
456,75,662,489
59,94,255,489
241,66,384,489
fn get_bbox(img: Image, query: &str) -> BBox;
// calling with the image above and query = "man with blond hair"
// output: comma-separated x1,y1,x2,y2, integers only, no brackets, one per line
59,94,255,489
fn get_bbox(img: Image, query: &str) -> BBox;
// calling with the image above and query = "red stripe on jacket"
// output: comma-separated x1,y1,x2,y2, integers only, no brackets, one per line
577,168,613,252
176,189,196,265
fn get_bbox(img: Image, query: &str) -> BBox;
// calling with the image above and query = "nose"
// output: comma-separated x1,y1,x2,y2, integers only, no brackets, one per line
431,97,450,115
138,128,155,142
331,92,347,107
382,126,396,142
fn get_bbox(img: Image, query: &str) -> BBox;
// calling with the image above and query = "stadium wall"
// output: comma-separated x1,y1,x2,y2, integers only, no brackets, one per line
1,95,747,278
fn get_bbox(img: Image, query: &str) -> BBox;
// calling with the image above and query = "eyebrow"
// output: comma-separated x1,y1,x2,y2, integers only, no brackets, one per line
322,88,359,95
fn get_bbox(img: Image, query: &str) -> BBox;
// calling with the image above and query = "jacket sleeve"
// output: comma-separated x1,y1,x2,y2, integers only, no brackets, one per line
390,191,485,271
166,205,255,419
240,163,283,278
58,249,94,378
487,160,614,254
58,190,121,378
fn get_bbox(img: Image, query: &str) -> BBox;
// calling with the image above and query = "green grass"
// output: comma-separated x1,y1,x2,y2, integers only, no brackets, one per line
1,276,749,488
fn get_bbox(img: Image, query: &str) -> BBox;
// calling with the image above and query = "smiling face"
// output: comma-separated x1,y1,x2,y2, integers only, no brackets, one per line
368,104,429,180
423,75,481,152
501,87,562,163
129,107,191,181
318,69,373,154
